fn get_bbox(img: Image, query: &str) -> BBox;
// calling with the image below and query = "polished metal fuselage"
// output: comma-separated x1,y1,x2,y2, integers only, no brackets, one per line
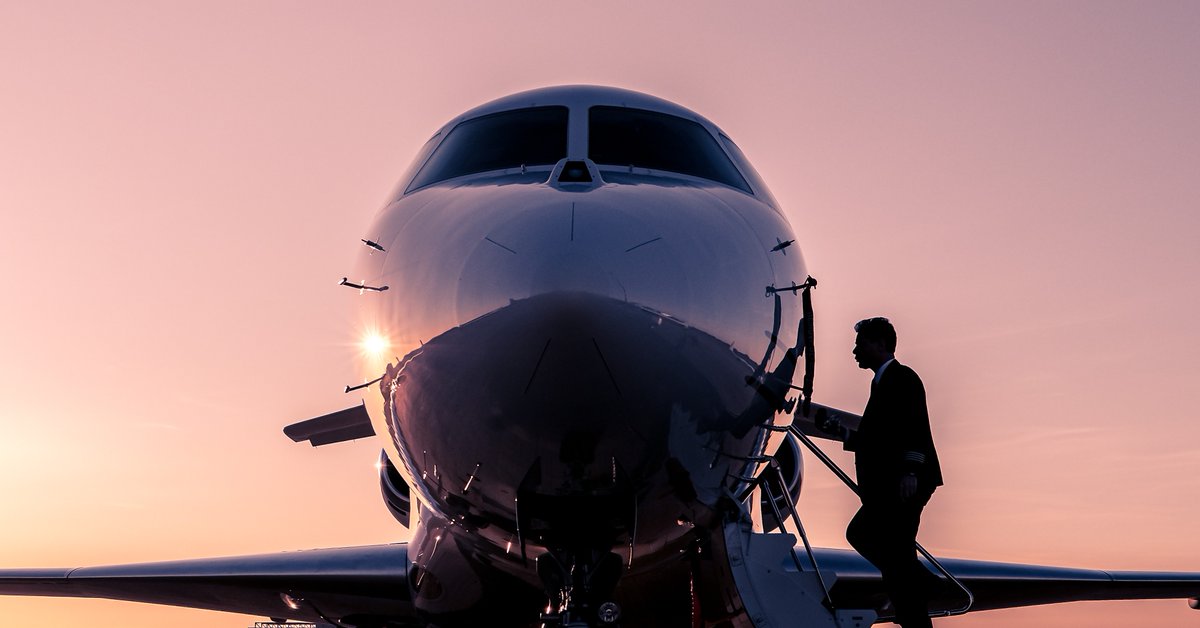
349,86,807,622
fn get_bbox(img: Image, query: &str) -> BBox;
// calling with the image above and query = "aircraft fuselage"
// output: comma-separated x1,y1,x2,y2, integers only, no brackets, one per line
351,86,807,623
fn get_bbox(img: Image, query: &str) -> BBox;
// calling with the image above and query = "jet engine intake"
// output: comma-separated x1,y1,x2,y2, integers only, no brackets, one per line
761,434,803,533
378,450,412,528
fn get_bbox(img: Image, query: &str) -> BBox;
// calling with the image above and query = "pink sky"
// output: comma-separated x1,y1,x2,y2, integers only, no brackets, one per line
2,2,1199,626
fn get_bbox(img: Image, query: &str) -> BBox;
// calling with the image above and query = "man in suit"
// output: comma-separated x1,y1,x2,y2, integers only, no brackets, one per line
835,317,943,627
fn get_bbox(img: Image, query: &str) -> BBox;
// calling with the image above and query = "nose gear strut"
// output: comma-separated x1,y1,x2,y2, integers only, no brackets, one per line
537,550,623,627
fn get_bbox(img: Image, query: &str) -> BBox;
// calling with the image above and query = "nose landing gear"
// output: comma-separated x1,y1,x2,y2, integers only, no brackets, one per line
537,550,623,627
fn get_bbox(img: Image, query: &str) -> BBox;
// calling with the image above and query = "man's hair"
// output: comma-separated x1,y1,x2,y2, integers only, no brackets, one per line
854,317,897,352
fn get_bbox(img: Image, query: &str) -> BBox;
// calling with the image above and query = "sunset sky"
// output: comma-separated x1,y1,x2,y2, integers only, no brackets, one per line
2,2,1199,626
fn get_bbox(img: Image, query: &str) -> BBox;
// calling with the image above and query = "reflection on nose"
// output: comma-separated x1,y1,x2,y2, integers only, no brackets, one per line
530,249,621,300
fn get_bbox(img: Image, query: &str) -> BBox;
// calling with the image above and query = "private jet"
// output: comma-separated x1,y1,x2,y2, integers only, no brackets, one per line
3,85,1198,627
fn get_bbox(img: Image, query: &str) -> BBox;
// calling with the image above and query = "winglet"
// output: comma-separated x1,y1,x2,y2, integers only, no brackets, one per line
283,403,375,446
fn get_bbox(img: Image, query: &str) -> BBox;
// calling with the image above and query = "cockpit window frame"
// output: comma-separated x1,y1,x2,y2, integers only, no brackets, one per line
586,105,753,195
404,105,571,194
717,133,778,207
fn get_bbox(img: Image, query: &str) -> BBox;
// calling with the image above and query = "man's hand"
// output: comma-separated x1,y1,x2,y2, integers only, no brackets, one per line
899,473,919,501
816,408,847,440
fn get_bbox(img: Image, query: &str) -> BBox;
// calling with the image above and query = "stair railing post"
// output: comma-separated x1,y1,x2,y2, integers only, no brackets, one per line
767,460,836,612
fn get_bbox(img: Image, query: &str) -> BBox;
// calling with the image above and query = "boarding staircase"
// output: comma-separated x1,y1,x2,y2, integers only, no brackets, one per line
726,276,973,626
725,422,974,627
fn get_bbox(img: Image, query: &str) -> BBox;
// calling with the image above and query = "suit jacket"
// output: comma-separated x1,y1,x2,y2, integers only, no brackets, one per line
845,361,943,502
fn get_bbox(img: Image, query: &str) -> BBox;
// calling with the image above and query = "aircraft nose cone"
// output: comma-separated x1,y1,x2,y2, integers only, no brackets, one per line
529,247,622,297
455,200,662,322
446,186,790,361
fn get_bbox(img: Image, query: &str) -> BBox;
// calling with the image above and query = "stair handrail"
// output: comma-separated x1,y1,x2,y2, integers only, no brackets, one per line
736,456,837,615
787,424,976,617
762,460,837,613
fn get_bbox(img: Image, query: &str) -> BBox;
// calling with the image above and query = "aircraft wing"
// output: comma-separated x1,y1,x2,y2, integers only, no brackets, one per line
809,547,1200,615
0,543,414,626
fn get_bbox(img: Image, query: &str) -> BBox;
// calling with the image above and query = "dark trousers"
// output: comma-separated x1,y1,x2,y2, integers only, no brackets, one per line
846,489,936,627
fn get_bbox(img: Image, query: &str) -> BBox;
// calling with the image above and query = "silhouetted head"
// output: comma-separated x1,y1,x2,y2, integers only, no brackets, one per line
853,317,896,371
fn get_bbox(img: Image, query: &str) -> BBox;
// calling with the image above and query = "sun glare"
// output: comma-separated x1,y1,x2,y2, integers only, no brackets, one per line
361,331,390,356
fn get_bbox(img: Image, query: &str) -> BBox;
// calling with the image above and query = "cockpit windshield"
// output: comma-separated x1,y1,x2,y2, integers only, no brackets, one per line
407,106,569,191
588,106,751,193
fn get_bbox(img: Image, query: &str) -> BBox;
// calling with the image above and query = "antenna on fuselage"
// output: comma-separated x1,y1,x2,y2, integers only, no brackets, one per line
339,277,389,294
345,375,384,393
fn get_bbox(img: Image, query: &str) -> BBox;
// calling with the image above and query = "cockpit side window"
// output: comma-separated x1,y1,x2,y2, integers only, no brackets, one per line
588,106,751,193
407,106,569,192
